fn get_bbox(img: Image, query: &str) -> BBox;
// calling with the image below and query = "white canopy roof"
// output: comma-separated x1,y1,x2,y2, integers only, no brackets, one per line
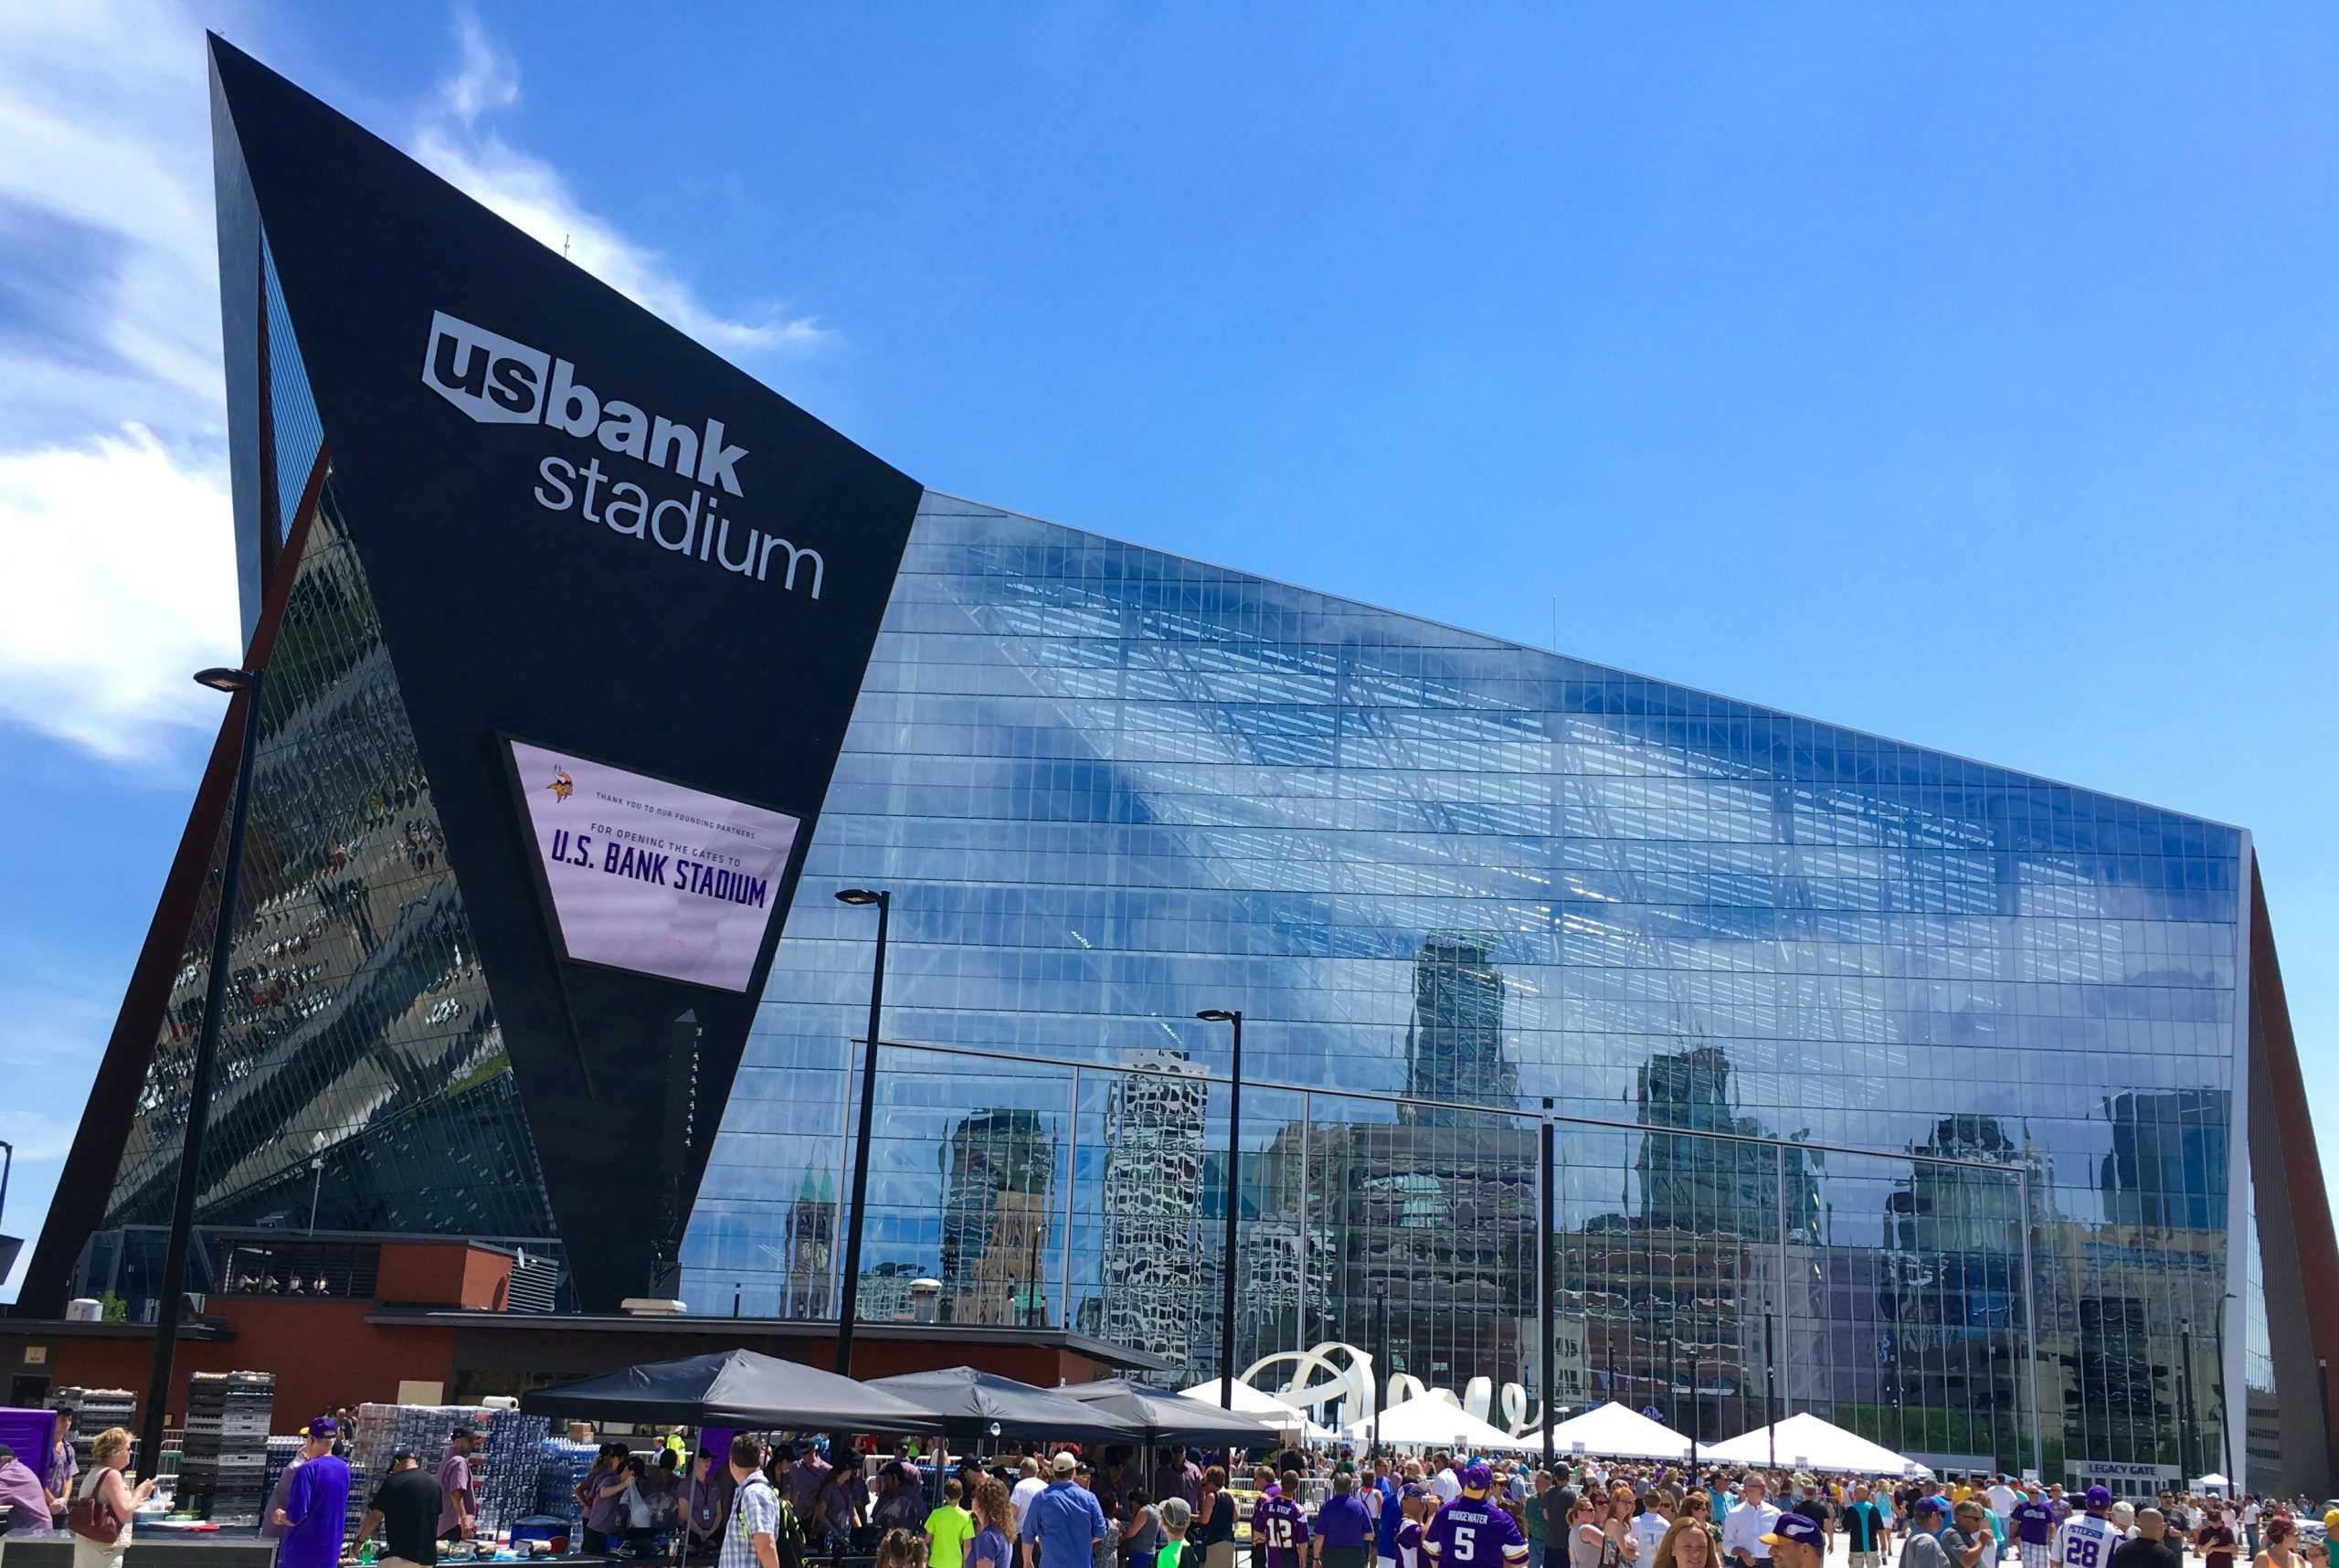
1181,1379,1339,1441
1543,1402,1694,1460
2193,1474,2232,1490
1341,1395,1539,1453
1702,1412,1932,1477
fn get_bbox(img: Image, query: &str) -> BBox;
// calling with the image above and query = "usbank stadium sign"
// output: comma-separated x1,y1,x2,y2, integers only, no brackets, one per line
170,35,926,1309
423,311,824,595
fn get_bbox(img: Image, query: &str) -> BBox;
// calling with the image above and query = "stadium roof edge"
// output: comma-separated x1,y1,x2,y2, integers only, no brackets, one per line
916,488,2246,836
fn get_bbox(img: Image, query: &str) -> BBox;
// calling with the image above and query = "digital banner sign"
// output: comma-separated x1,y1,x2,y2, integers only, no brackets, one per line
509,738,800,991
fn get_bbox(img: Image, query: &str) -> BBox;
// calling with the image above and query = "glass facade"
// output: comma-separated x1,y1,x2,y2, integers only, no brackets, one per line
683,491,2259,1484
93,476,562,1284
47,40,2315,1502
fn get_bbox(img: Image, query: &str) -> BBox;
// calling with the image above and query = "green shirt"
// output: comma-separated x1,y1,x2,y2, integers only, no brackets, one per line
929,1504,978,1568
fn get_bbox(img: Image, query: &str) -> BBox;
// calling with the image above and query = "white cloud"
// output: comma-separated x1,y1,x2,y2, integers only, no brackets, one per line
0,3,222,446
437,12,520,127
0,5,837,765
410,16,835,358
0,429,240,759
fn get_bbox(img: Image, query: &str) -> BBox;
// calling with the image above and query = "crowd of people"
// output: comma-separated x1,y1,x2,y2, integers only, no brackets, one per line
8,1404,2336,1568
678,1441,2339,1568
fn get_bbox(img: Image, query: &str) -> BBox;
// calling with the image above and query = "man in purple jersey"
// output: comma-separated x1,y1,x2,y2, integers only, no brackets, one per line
1255,1473,1313,1568
1424,1465,1529,1568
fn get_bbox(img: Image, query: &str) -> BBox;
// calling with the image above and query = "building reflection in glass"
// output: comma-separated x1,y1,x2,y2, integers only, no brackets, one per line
673,492,2270,1487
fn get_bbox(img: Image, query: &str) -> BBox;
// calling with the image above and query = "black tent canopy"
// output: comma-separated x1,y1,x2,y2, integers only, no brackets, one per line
519,1348,945,1431
863,1367,1148,1444
1054,1381,1283,1447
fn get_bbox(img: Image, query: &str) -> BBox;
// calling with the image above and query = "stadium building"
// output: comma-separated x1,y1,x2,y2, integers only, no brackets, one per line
15,37,2337,1497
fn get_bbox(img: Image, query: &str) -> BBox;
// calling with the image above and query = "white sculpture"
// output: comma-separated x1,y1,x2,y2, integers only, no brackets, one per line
1235,1340,1545,1437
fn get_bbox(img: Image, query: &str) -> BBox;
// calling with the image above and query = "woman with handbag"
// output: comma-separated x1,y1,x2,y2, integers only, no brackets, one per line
69,1428,154,1568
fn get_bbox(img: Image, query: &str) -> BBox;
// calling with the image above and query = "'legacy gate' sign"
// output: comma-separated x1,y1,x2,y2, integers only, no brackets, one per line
509,739,799,991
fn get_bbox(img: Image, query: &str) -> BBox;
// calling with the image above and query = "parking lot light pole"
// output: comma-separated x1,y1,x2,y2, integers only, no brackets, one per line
141,664,265,1475
1197,1009,1243,1409
832,887,890,1377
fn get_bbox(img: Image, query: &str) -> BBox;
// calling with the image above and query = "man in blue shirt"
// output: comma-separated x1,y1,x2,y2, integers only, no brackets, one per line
1318,1471,1375,1568
273,1417,353,1568
1028,1454,1109,1568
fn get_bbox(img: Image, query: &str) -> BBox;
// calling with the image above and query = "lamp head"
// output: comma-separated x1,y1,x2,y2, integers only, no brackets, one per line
1196,1009,1239,1023
836,888,885,906
195,666,259,693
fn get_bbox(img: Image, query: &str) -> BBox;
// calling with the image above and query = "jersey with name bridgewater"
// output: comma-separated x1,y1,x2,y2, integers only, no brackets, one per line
1424,1498,1528,1568
1254,1497,1311,1568
2054,1515,2122,1568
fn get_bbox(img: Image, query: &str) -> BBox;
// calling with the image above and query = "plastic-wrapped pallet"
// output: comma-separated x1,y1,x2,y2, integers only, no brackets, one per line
344,1459,372,1538
537,1438,599,1534
473,1407,552,1533
350,1403,551,1535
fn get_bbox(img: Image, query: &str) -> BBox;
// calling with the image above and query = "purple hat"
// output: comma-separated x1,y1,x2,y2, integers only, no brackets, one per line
309,1415,339,1436
1461,1463,1495,1491
1761,1516,1823,1551
2085,1487,2114,1510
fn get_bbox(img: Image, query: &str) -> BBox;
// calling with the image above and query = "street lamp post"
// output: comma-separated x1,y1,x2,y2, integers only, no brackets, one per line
1688,1350,1701,1476
2178,1317,2200,1481
2321,1358,2334,1497
0,1138,14,1288
1765,1311,1779,1472
1540,1100,1555,1474
141,665,266,1474
1373,1282,1388,1457
832,887,890,1377
2217,1291,2238,1488
1197,1008,1243,1410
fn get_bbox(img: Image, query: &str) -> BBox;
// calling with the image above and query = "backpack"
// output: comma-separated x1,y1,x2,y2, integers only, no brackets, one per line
771,1495,810,1568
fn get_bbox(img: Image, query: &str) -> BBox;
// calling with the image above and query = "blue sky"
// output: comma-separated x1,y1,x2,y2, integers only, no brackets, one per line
5,3,2336,1299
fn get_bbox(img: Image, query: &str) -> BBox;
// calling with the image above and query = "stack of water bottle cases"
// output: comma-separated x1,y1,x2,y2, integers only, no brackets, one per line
350,1404,554,1537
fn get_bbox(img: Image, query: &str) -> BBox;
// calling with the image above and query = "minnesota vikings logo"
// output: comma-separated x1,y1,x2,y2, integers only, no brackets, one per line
546,769,575,803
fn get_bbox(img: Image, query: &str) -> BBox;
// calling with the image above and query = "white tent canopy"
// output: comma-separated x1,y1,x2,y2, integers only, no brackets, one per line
1182,1379,1339,1441
1543,1402,1694,1461
1703,1412,1932,1478
2193,1474,2232,1491
1342,1395,1539,1453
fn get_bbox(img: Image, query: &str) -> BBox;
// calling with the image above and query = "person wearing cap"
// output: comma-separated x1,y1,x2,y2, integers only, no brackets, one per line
1755,1513,1824,1568
2053,1489,2124,1568
1900,1501,1955,1568
438,1426,479,1542
272,1418,353,1568
352,1447,442,1568
1424,1463,1529,1568
1028,1454,1108,1568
